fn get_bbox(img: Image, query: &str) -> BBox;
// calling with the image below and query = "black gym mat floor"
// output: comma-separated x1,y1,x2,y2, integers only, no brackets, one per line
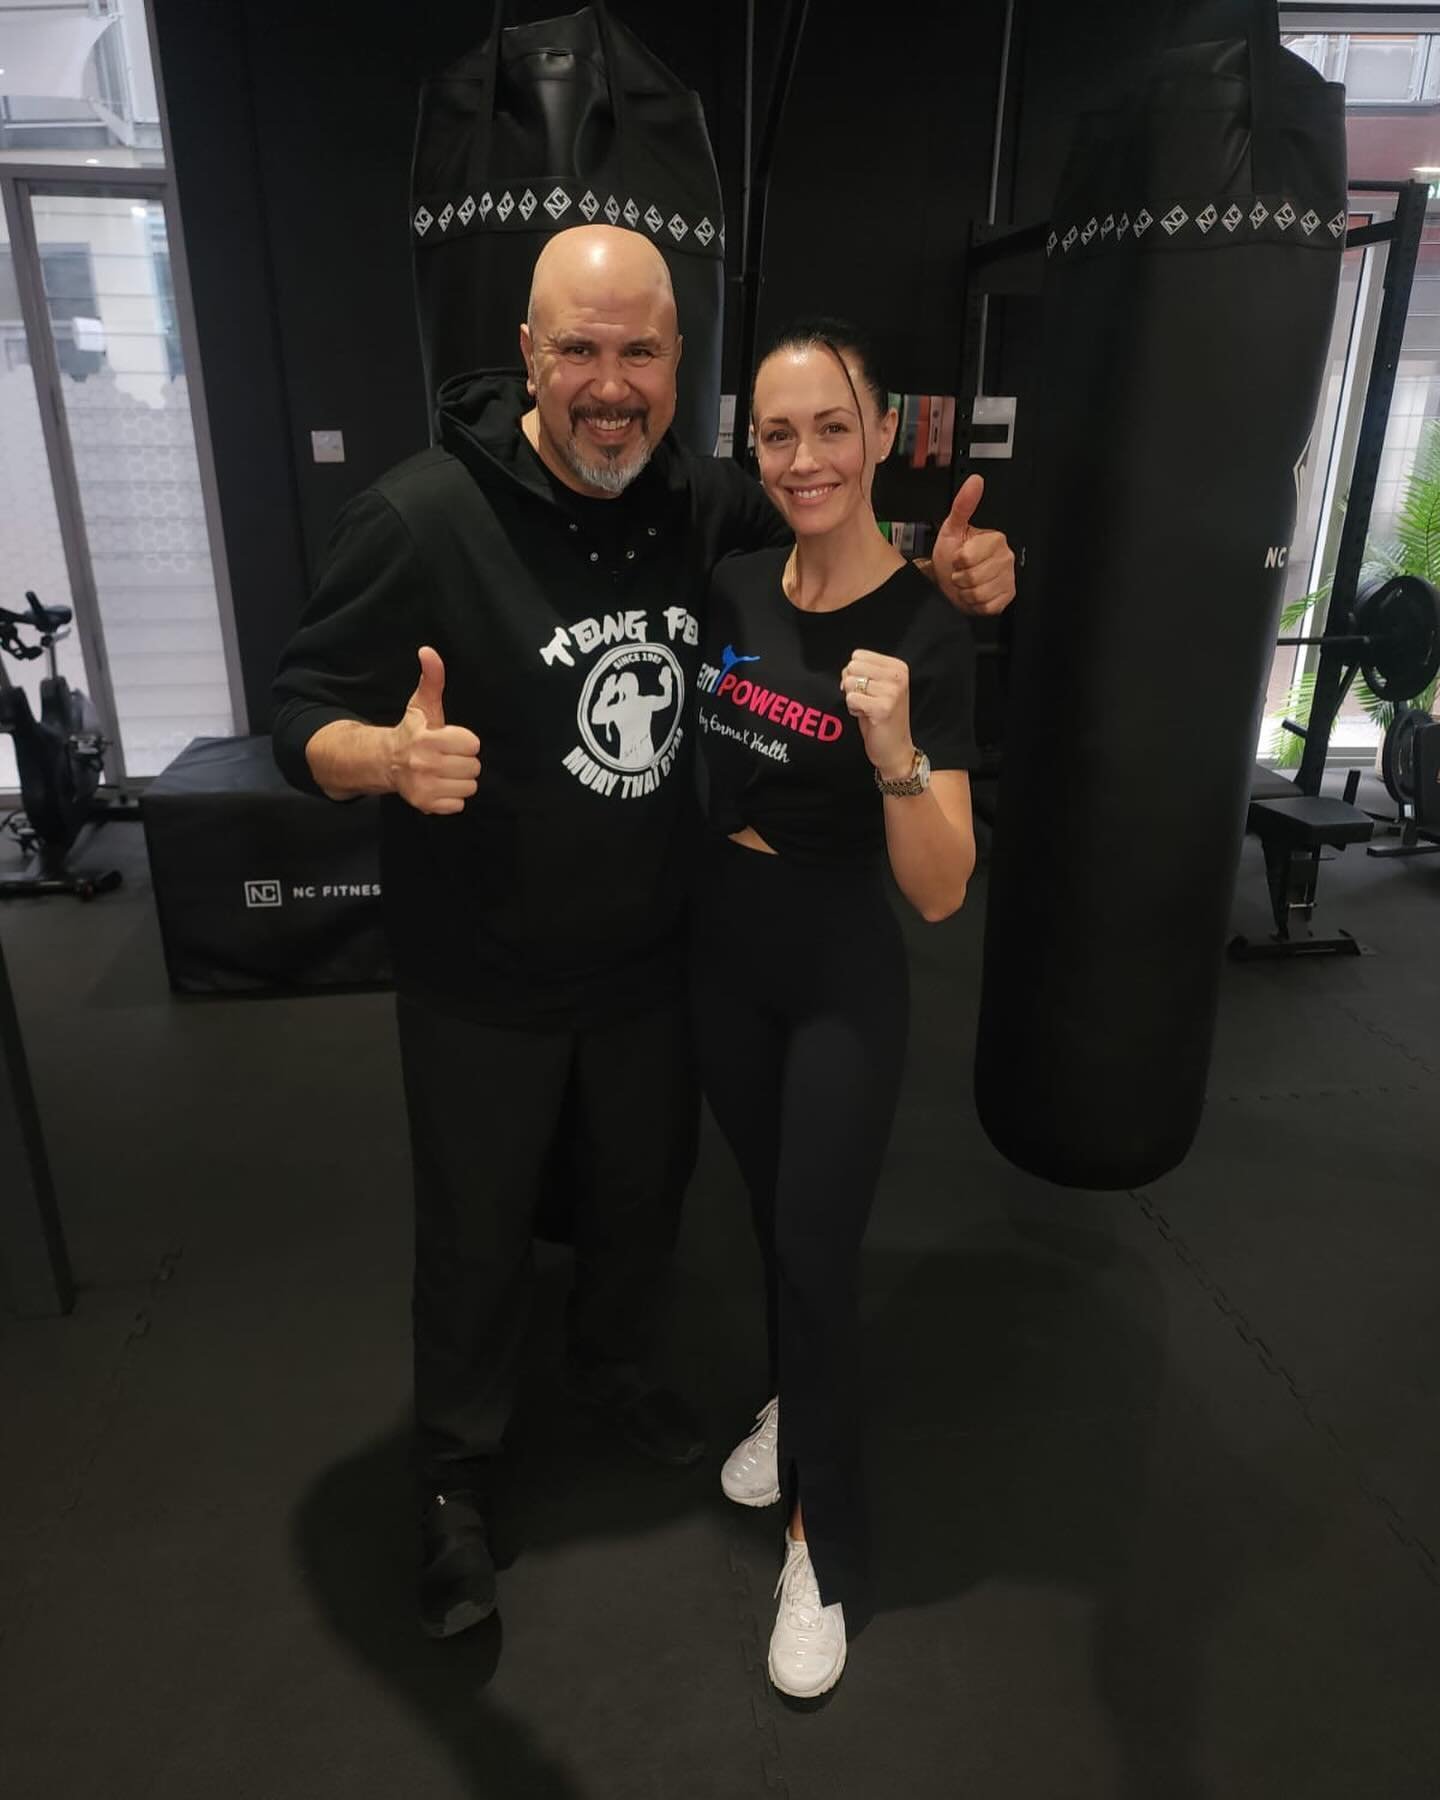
0,776,1437,1800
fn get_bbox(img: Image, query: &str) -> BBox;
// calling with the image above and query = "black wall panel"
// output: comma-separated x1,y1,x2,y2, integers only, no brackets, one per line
758,1,1005,402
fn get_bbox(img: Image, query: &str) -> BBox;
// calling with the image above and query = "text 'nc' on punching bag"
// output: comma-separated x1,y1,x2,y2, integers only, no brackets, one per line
410,0,725,456
974,5,1346,1190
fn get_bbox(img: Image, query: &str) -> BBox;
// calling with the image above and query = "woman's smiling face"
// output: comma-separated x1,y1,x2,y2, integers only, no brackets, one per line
752,345,897,536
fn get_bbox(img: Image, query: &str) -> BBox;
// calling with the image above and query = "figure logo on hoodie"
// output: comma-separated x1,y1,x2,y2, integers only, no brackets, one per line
581,644,682,774
546,605,696,799
564,642,684,798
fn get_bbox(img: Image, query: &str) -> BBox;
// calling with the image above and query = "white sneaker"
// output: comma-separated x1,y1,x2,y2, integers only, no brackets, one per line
768,1535,847,1698
720,1396,780,1507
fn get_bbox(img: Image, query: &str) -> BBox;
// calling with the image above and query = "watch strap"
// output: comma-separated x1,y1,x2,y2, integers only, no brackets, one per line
874,748,930,797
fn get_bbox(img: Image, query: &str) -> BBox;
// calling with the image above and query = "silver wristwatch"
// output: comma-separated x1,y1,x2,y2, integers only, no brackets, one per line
874,748,931,797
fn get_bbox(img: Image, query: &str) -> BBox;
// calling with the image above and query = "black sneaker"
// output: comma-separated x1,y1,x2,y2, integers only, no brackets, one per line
562,1362,707,1468
418,1489,497,1639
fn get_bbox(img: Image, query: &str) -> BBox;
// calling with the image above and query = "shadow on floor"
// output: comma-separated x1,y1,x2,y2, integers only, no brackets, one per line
861,1210,1278,1800
290,1257,741,1798
291,1426,586,1799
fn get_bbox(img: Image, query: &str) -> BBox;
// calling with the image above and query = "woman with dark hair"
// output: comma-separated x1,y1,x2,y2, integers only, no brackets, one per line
692,320,978,1699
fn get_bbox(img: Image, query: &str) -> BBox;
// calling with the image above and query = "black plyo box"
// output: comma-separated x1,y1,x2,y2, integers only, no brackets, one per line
141,735,391,994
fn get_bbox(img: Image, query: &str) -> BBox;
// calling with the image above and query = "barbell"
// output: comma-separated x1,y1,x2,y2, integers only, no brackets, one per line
971,572,1440,703
1276,571,1440,703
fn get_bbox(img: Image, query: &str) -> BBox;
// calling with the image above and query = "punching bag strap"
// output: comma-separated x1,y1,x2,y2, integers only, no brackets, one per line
589,2,630,146
1153,0,1285,196
473,0,509,186
474,1,628,197
1246,0,1283,196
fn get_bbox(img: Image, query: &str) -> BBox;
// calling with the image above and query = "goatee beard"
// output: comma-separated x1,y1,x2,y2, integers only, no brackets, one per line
564,412,652,494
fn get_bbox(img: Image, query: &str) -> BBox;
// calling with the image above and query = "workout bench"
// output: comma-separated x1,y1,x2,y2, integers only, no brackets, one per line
1230,766,1374,960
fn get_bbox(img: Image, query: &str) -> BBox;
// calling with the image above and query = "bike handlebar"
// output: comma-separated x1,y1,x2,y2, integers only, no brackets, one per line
0,591,73,646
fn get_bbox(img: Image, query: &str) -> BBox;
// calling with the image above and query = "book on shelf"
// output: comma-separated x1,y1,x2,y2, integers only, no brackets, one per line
878,520,936,557
911,394,932,470
885,393,957,470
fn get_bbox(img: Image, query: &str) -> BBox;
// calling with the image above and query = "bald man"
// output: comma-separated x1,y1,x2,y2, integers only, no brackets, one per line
272,226,1014,1640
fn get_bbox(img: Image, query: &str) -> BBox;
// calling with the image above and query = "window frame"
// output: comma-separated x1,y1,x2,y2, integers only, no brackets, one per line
0,0,247,789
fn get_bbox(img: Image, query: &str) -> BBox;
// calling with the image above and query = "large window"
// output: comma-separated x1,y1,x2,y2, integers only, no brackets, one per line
1262,24,1440,759
0,1,241,788
1287,29,1440,100
0,203,90,793
0,0,163,168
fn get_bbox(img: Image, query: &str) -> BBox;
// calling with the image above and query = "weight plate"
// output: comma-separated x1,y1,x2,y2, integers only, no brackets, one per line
1354,573,1440,701
1418,719,1440,831
1381,702,1426,806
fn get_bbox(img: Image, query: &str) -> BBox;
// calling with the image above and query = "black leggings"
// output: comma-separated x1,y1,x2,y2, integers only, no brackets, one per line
691,835,909,1633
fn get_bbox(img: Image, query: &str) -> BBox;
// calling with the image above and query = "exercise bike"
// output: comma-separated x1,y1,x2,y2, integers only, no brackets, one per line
0,590,122,899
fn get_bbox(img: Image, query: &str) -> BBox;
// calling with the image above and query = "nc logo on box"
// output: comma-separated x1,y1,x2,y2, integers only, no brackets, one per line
244,879,283,909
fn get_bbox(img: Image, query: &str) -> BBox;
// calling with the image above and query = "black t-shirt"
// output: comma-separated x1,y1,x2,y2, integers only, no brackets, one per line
697,547,978,867
520,432,649,561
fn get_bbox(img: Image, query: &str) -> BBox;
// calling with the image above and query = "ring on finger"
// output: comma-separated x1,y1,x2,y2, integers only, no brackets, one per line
852,674,870,695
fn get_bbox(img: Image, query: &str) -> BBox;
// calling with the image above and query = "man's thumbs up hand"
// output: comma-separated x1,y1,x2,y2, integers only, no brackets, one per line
391,645,482,816
406,644,449,730
932,473,1018,617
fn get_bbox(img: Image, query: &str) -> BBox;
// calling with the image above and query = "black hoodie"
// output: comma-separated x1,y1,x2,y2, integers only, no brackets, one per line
272,373,787,1026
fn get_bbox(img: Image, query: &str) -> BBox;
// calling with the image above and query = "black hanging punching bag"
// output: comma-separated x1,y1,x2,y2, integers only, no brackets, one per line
411,1,725,455
974,8,1346,1189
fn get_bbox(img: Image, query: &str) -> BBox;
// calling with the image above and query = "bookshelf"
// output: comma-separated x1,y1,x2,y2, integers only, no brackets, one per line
874,389,960,553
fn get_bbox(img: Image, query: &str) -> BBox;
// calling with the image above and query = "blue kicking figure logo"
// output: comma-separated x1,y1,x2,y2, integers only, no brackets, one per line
719,644,761,682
